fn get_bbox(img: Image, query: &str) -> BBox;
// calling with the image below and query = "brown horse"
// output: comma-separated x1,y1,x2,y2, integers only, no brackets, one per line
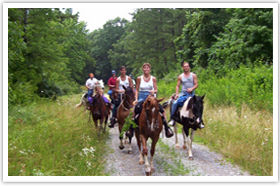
135,95,164,176
117,85,135,153
90,91,110,133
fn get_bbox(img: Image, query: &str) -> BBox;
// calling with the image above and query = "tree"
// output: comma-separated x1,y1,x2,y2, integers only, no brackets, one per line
208,8,273,75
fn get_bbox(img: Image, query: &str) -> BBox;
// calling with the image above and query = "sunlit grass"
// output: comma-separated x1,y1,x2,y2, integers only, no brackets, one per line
196,100,273,176
8,94,109,176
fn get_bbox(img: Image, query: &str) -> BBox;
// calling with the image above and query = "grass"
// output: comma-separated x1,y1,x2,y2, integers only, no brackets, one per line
154,139,191,176
195,100,273,176
8,94,109,176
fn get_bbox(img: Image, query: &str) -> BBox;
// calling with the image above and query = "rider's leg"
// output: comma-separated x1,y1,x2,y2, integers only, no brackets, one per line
168,99,179,126
159,105,174,138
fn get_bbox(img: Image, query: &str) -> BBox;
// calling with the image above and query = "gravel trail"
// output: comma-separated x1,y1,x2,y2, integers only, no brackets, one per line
104,126,251,176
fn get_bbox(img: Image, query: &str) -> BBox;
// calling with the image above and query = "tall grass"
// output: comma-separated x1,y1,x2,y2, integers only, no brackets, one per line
8,94,109,176
196,102,273,176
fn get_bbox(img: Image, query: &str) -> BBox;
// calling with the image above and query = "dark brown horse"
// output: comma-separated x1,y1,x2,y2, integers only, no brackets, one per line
135,95,164,176
117,85,135,153
90,92,110,133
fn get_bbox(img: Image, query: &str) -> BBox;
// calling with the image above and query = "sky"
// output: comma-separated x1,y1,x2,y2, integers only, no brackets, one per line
72,5,136,32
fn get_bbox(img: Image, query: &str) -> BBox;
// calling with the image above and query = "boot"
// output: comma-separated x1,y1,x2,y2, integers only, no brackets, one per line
108,117,116,128
162,116,174,138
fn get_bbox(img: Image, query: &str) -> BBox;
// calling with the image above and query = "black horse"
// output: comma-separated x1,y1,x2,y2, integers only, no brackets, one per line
163,94,205,160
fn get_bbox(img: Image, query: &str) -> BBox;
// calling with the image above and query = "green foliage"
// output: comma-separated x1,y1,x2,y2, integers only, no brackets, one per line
208,8,273,76
195,64,273,113
119,110,138,138
175,8,230,67
8,8,89,106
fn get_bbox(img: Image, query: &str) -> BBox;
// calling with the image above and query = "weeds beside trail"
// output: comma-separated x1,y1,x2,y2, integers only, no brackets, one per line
8,94,109,176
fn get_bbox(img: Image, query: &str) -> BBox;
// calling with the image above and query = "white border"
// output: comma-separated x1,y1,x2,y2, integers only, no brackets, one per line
3,2,278,183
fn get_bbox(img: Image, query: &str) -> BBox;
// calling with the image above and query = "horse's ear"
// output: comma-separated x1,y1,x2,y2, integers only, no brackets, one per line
201,94,205,100
123,85,126,90
157,97,164,103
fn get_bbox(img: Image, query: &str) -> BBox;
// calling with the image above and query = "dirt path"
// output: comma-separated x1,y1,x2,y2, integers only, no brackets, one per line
104,126,251,176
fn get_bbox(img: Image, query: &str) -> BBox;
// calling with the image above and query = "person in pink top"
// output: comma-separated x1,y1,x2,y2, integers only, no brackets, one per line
107,70,117,98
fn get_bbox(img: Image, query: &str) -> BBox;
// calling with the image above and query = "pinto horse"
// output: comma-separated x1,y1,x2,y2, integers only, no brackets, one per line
163,94,205,160
116,86,135,153
135,95,164,176
90,93,110,133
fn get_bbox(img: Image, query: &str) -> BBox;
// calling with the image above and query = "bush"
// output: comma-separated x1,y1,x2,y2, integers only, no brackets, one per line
158,64,273,113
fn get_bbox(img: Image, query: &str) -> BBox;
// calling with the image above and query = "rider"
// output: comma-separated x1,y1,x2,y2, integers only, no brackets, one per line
168,62,198,126
134,63,174,138
85,73,98,101
109,66,133,128
107,70,117,98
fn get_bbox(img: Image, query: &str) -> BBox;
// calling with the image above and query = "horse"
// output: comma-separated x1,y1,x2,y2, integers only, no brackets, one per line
135,95,164,176
90,92,110,133
162,94,205,160
116,85,135,153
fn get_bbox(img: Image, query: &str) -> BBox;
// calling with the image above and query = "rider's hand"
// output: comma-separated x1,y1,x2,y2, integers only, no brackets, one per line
133,100,138,105
174,94,179,100
149,90,155,96
187,88,193,93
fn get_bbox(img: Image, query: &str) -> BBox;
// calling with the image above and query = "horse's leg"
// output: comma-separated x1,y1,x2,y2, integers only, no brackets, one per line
140,134,151,176
118,122,125,150
135,129,144,165
183,126,195,160
103,115,108,133
187,128,196,160
127,128,134,154
150,134,160,173
174,122,180,148
182,128,187,150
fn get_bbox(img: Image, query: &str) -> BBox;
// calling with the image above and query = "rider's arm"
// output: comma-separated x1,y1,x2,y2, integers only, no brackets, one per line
128,76,133,88
135,76,141,102
188,73,198,92
175,75,181,99
115,78,120,92
150,77,157,96
85,80,90,90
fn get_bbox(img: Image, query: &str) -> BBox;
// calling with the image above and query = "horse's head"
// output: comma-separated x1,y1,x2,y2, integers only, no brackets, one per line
91,94,104,116
187,94,205,126
143,95,164,129
123,85,135,109
97,79,105,89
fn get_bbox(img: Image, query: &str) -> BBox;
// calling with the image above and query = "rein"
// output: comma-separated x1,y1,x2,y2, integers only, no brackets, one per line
121,94,133,111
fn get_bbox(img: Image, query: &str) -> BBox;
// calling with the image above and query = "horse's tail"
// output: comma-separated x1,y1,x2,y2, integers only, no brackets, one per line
76,101,83,108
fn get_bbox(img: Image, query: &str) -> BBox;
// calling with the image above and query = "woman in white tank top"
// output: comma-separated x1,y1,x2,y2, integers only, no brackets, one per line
109,66,134,128
134,63,174,138
115,66,133,94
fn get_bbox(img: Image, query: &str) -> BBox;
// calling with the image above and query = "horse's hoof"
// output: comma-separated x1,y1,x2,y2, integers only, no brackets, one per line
188,156,194,160
139,160,144,165
119,146,124,150
151,167,155,172
128,150,133,154
175,144,180,149
183,145,187,150
145,171,151,176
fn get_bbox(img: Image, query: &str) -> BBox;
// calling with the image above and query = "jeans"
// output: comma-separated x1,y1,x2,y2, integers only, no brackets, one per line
108,90,113,97
138,91,151,103
87,89,93,100
171,91,194,117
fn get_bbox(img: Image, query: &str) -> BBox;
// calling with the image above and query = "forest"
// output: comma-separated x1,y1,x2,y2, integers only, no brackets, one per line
7,7,274,177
